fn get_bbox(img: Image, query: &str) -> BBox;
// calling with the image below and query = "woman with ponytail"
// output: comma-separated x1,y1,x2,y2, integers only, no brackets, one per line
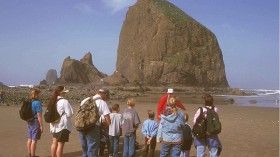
49,86,73,157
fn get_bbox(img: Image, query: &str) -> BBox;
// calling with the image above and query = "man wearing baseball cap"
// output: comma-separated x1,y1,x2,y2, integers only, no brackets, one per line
157,88,186,121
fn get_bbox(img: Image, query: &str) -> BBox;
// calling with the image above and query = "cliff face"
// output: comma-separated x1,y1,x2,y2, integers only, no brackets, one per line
59,52,107,84
45,69,58,85
116,0,229,87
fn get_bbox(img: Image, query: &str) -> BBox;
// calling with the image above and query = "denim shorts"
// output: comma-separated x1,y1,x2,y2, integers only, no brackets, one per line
27,119,41,141
53,129,70,142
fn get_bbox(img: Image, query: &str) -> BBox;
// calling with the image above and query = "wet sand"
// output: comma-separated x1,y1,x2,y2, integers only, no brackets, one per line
0,95,278,157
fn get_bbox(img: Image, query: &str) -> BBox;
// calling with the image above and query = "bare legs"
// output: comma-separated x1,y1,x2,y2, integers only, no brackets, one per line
27,139,37,157
51,137,65,157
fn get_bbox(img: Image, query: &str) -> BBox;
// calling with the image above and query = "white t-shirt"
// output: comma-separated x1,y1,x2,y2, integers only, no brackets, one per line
109,112,123,136
80,94,111,126
50,96,74,133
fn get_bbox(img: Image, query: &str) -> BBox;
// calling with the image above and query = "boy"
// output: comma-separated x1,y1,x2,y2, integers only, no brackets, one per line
108,104,123,157
122,98,141,157
141,110,158,157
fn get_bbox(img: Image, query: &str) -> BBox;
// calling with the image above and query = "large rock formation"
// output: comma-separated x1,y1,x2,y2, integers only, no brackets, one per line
116,0,229,87
103,71,129,86
45,69,58,85
59,52,107,84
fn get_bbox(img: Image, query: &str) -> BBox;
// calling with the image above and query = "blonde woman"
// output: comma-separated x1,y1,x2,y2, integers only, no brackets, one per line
157,96,185,157
26,89,43,157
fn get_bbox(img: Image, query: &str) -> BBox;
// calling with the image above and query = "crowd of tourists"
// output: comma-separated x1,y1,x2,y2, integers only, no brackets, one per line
24,86,222,157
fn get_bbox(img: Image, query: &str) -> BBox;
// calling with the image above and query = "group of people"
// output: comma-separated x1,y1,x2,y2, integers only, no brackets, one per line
25,86,222,157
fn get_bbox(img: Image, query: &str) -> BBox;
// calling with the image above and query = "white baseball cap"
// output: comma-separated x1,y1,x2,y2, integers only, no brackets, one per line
167,88,174,94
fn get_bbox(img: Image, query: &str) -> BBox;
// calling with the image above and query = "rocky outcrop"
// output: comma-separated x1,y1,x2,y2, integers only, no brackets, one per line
0,82,7,88
116,0,229,87
59,52,107,84
45,69,58,85
103,71,129,86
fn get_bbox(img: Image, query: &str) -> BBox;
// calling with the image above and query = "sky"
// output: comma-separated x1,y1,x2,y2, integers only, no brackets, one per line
0,0,279,90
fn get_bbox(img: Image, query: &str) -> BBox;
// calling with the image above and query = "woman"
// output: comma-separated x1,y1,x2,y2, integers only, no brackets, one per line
157,96,185,157
193,94,222,157
26,88,43,157
49,86,73,157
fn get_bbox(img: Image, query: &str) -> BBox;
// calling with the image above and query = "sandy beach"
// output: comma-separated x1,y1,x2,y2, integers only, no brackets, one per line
0,94,278,157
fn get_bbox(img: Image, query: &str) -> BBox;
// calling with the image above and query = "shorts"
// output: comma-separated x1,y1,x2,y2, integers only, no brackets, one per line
53,129,70,142
27,120,41,140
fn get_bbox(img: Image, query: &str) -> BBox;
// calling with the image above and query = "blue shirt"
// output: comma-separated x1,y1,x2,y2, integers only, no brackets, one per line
141,119,158,138
32,100,42,119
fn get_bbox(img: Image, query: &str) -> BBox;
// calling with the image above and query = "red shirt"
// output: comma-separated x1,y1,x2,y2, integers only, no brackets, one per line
157,94,186,121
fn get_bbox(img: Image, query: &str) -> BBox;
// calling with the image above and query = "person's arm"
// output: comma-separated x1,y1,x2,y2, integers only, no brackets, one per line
64,100,74,117
104,114,111,126
37,112,43,133
150,121,158,138
157,95,168,121
141,121,147,137
176,100,186,110
193,108,201,124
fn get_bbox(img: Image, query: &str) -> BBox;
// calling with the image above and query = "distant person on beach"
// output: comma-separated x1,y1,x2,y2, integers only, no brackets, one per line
180,113,193,157
157,88,186,121
26,88,43,157
49,86,73,157
122,98,141,157
157,96,185,157
108,103,123,157
0,89,5,103
141,110,158,157
193,94,222,157
78,88,111,157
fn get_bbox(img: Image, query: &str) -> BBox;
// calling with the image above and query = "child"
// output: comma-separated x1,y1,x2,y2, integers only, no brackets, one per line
108,104,123,157
180,113,193,157
141,110,158,157
27,89,43,157
122,98,141,157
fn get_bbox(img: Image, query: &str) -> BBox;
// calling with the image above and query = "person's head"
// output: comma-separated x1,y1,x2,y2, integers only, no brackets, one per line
167,88,174,96
55,85,69,96
112,103,120,113
147,110,155,119
167,96,177,108
127,98,135,107
98,87,110,100
203,94,214,107
184,113,189,122
30,88,41,100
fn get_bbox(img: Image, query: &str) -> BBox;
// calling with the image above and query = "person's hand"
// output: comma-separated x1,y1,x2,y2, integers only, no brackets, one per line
40,126,43,134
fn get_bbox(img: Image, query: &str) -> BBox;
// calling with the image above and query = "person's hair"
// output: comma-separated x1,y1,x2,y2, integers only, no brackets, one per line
167,96,178,115
127,98,135,107
203,94,214,107
147,110,155,119
48,86,65,106
112,103,119,111
184,113,189,122
31,88,41,100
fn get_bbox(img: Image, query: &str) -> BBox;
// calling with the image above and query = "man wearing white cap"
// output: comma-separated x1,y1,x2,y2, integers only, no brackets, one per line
157,88,186,121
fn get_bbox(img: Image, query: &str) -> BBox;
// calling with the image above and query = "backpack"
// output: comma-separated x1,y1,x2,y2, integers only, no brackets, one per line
44,98,64,123
206,107,222,135
74,97,100,131
192,107,207,139
19,99,34,121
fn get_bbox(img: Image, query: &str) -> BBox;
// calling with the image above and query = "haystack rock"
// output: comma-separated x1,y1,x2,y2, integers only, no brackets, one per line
103,71,129,86
59,52,107,84
116,0,229,87
45,69,58,85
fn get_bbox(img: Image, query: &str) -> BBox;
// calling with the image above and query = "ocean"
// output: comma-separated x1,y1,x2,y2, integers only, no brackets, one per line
218,89,280,108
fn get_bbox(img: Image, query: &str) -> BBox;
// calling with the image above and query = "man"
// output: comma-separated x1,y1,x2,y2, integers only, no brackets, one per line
157,88,186,121
78,88,111,157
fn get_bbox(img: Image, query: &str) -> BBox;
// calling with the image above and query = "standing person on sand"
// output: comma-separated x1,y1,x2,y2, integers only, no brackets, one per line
26,89,43,157
49,86,74,157
157,96,185,157
193,94,222,157
122,98,141,157
157,88,186,121
0,89,5,104
78,88,111,157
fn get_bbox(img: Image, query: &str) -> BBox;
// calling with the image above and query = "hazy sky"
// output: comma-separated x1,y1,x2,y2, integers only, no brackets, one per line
0,0,279,90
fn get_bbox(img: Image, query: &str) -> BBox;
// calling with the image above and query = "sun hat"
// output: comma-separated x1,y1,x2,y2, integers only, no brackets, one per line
167,88,174,94
59,86,69,93
99,87,110,98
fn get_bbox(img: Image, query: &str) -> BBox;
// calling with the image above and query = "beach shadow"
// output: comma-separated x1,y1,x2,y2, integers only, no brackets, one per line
46,150,82,157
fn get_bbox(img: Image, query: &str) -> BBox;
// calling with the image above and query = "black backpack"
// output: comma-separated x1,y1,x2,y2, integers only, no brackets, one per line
44,98,64,123
192,107,207,139
19,99,34,121
206,107,222,135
